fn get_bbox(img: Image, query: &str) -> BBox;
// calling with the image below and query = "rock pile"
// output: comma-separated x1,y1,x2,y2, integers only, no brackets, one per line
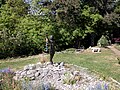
13,62,110,90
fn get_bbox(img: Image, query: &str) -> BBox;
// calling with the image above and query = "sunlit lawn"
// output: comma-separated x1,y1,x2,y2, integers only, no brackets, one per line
0,48,120,82
53,48,120,82
0,56,40,70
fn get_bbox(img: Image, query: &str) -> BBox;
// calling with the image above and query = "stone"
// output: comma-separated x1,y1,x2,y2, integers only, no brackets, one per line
54,63,59,67
27,70,36,75
35,72,41,77
30,76,35,80
21,71,27,76
29,64,36,70
42,82,51,90
35,64,41,69
27,74,34,78
73,71,79,76
24,65,29,70
60,62,64,66
13,62,113,90
46,62,51,65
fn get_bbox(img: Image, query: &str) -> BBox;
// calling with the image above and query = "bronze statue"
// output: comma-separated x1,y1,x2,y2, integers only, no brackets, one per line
46,35,55,64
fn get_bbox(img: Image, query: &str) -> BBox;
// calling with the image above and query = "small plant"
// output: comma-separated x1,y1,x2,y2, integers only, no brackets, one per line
97,35,109,47
63,72,77,85
0,68,21,90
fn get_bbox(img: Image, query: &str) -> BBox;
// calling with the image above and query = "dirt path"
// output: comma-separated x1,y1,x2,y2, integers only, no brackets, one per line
107,45,120,56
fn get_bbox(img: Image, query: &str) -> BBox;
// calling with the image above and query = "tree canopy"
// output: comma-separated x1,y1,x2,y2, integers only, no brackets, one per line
0,0,120,58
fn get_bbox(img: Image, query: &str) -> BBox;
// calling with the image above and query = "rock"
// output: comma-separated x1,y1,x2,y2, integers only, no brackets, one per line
73,71,79,76
35,64,41,69
29,64,36,70
31,76,35,80
24,65,29,70
21,71,27,76
36,67,43,71
42,82,51,90
27,74,34,78
54,63,59,67
60,62,64,66
36,62,42,65
46,65,53,69
13,62,113,90
35,72,41,77
27,70,36,75
46,62,51,65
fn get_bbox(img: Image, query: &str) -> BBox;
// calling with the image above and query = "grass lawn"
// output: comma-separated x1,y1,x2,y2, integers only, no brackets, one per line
53,48,120,82
0,56,40,70
0,48,120,82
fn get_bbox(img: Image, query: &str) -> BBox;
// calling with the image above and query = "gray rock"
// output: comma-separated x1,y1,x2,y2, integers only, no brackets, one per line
24,65,29,70
60,62,64,66
46,62,51,65
35,64,41,69
27,74,34,78
35,72,41,77
42,82,51,90
27,70,36,75
13,62,113,90
29,64,36,70
21,71,27,76
73,71,79,76
54,63,59,67
30,76,35,80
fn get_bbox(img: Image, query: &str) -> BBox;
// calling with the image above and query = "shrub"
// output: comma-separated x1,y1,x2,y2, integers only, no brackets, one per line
97,35,109,47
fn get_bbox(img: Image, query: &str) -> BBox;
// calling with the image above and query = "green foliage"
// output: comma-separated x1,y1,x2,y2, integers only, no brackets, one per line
0,0,120,58
63,72,76,85
97,35,109,47
0,0,30,58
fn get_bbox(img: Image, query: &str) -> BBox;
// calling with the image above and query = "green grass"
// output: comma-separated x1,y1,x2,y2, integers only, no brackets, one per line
0,56,40,70
0,48,120,82
53,48,120,82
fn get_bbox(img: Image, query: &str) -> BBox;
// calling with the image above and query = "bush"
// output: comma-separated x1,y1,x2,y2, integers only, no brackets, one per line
97,35,109,47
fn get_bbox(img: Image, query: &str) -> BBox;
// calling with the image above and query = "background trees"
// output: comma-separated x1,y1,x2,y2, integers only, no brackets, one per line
0,0,120,59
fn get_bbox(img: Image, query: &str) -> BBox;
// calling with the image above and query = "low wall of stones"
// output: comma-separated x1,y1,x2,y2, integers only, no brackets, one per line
13,62,112,90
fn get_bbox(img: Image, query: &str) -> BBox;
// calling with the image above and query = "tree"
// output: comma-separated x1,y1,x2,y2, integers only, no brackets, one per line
47,0,102,48
0,0,29,58
83,0,117,16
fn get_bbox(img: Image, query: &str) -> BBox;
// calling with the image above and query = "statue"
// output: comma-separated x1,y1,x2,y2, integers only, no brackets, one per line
46,35,55,64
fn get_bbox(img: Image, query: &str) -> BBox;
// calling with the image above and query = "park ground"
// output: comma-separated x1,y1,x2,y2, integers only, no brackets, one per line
0,45,120,83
